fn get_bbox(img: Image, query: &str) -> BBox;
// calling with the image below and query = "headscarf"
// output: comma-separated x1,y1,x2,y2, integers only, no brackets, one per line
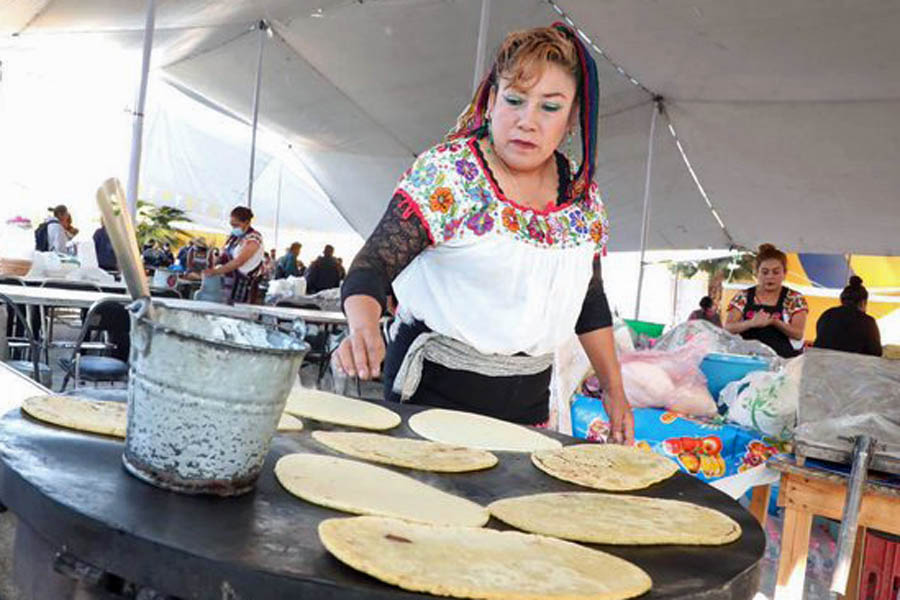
447,23,600,202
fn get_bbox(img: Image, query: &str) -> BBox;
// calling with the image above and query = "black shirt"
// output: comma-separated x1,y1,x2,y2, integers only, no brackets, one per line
814,305,882,357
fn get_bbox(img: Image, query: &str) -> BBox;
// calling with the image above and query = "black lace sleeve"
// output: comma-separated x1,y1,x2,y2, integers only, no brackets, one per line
575,257,613,334
341,193,431,313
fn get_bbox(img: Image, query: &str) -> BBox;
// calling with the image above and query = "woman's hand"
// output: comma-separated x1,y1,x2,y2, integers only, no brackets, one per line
333,324,385,380
748,310,772,328
602,390,635,445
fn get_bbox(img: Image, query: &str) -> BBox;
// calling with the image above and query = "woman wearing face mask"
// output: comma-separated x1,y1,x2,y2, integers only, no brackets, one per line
337,25,633,443
203,206,265,304
725,244,808,358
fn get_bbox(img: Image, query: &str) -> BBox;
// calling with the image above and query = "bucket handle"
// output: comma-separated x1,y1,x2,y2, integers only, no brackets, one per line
128,298,154,355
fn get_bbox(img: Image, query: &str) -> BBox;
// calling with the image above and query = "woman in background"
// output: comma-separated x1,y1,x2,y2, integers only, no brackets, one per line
814,276,882,356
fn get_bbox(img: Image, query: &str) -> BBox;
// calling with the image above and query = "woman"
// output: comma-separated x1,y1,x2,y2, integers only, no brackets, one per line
203,207,265,304
336,25,633,443
725,244,808,358
814,276,882,356
689,296,722,327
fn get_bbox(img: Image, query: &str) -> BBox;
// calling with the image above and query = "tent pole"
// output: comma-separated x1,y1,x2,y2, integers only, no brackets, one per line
634,99,661,320
247,20,268,209
126,0,156,221
472,0,491,94
274,162,283,253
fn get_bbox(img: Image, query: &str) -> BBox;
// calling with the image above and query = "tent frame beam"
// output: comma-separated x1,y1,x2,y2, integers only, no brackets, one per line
634,98,663,319
126,0,156,220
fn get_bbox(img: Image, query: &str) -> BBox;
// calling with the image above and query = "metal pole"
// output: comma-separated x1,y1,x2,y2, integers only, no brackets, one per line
126,0,156,221
634,99,661,319
273,163,283,253
472,0,491,94
247,20,268,209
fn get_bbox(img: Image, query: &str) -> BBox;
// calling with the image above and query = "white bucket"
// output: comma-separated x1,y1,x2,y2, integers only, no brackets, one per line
124,302,308,496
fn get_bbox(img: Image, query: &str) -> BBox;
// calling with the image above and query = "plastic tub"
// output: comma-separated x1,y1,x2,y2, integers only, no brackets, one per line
700,353,769,401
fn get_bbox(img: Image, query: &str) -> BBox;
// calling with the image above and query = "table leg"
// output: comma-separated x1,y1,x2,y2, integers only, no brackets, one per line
775,506,813,600
749,484,772,527
841,526,867,600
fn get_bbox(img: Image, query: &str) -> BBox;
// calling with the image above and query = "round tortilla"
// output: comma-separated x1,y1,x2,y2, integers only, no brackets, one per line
408,408,562,452
21,395,127,438
312,431,498,472
319,516,652,600
489,492,742,545
275,453,488,527
277,413,304,432
284,387,400,430
532,444,678,491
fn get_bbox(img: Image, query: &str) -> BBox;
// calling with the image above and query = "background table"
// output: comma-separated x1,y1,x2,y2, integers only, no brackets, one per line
0,397,765,600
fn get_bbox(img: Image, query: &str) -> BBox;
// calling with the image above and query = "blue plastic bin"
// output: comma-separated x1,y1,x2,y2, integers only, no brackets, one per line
700,353,769,401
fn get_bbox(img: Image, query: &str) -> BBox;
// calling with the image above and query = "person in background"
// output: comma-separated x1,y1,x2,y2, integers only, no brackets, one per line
689,296,722,327
185,238,211,274
92,221,117,272
814,276,882,356
141,240,164,269
305,244,342,293
177,240,193,269
275,242,303,280
336,257,346,282
161,243,175,267
203,206,265,304
725,243,808,358
43,205,77,253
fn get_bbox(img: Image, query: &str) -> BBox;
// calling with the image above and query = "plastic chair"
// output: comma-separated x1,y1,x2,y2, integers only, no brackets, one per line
58,299,130,392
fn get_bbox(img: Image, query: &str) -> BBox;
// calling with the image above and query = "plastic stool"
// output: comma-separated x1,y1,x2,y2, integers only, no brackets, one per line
860,530,900,600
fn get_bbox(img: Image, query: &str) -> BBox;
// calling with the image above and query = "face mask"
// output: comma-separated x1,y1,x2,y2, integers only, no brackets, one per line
231,227,245,237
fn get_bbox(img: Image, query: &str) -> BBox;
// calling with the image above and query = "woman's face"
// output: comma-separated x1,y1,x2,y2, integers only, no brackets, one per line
230,216,248,231
487,62,577,175
757,259,786,292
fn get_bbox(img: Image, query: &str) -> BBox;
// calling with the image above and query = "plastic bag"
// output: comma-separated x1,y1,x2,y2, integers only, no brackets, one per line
796,348,900,464
612,315,635,355
720,356,803,441
617,347,718,417
653,319,782,368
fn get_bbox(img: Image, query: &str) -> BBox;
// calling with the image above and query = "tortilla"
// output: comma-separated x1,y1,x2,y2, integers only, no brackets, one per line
21,395,127,438
312,431,498,472
408,408,561,452
284,387,400,430
532,444,678,491
275,453,488,527
319,516,652,600
277,412,304,432
489,492,742,545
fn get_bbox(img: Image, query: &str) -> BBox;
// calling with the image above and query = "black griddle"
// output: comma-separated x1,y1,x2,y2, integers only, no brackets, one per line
0,400,764,599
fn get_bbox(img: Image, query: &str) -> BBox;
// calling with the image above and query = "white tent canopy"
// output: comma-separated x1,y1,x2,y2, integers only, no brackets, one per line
2,0,898,255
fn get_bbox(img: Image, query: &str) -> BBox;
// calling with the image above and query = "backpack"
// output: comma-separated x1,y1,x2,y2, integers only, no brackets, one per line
34,218,57,252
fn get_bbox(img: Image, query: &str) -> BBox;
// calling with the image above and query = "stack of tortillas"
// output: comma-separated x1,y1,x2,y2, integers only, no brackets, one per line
275,453,488,526
489,492,742,545
408,408,561,452
21,395,304,438
319,516,652,600
532,443,679,491
284,387,400,430
312,431,498,472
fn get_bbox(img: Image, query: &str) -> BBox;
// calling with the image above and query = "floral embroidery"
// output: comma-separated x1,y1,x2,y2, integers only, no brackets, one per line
455,159,478,181
396,136,609,250
429,187,454,213
501,207,519,232
466,210,494,236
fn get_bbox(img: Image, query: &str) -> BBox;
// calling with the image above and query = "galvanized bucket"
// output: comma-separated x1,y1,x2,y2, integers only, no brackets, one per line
123,301,308,496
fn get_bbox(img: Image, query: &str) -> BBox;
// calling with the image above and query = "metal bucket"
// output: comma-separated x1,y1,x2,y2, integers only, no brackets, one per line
123,301,308,496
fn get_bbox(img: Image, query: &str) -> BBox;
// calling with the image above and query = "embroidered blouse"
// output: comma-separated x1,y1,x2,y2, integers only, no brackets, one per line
728,287,809,322
342,135,612,356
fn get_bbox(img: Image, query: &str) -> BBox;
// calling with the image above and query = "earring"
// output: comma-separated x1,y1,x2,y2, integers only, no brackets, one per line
565,130,577,169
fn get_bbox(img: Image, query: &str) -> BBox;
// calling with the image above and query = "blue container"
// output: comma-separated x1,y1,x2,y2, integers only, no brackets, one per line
700,353,769,401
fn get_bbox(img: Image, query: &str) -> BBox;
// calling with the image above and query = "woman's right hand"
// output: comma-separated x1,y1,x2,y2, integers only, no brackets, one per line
334,325,385,380
749,310,772,328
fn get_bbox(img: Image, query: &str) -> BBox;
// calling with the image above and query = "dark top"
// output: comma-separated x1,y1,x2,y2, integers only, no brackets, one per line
739,287,800,358
814,305,882,357
275,253,302,279
305,255,342,294
176,246,190,268
92,227,117,271
689,309,722,327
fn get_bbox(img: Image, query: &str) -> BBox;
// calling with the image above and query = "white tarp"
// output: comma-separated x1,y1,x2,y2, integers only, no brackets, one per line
2,0,898,254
